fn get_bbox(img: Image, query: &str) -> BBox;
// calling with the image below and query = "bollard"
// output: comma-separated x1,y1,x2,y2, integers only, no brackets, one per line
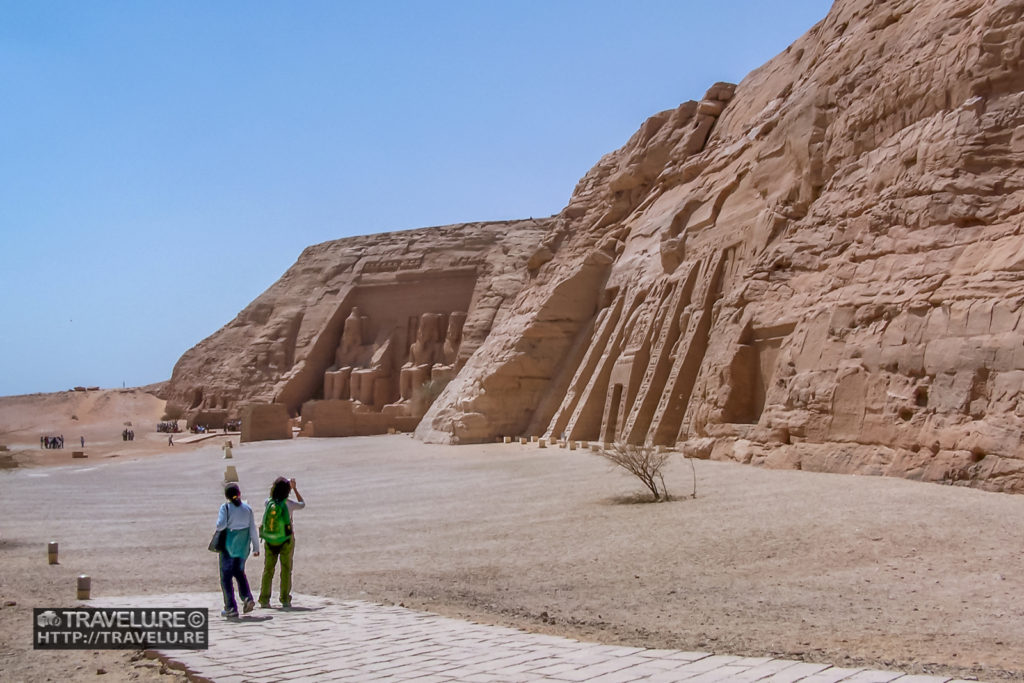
569,441,577,451
538,438,546,448
48,541,59,565
559,441,567,449
224,465,239,483
519,437,528,444
503,436,511,443
591,443,600,451
77,575,91,600
531,436,538,443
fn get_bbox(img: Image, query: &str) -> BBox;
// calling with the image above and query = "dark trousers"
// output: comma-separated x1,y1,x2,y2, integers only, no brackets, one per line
219,553,252,612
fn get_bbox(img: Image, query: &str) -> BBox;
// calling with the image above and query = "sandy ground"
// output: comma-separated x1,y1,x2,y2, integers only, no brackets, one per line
2,391,1024,682
0,388,174,468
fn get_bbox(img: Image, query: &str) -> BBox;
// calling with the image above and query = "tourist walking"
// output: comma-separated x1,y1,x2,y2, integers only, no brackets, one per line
214,484,260,618
258,477,305,608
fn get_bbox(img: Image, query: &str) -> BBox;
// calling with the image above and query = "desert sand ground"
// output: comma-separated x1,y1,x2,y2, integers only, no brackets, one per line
2,390,1024,682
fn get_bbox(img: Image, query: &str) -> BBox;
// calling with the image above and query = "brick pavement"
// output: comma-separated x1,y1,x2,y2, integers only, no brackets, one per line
91,594,981,683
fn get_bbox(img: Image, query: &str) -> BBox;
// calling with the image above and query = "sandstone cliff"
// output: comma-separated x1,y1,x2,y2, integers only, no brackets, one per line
170,0,1024,492
166,219,552,424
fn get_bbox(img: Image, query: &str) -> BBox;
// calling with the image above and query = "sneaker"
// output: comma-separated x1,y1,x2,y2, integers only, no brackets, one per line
258,601,270,609
281,600,291,609
221,608,238,618
242,598,255,614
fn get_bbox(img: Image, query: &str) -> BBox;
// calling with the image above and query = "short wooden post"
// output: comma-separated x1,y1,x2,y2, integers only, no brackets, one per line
48,541,59,565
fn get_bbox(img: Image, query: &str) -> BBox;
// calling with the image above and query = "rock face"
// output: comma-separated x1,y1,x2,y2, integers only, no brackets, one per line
166,220,552,434
169,0,1024,492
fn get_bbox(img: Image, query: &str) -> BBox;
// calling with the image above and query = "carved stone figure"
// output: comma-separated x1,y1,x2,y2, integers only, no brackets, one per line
324,307,372,400
442,312,467,367
400,313,445,400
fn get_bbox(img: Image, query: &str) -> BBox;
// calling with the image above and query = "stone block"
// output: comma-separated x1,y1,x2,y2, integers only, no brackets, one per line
240,403,292,443
299,400,419,437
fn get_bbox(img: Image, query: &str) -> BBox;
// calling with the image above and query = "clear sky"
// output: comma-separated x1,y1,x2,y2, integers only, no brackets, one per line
0,1,832,397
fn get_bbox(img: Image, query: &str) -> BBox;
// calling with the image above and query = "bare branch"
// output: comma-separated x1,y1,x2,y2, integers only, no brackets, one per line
597,443,673,501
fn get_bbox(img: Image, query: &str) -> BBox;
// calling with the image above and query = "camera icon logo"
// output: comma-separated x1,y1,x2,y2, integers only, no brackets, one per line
37,610,61,628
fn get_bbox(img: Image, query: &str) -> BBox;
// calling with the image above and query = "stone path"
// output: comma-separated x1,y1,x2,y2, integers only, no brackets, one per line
92,594,980,683
173,432,240,445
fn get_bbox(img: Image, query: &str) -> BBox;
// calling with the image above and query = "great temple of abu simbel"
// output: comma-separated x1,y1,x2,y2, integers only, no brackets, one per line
166,0,1024,493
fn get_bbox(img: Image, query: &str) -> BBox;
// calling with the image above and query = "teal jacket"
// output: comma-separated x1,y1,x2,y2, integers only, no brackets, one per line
215,501,259,559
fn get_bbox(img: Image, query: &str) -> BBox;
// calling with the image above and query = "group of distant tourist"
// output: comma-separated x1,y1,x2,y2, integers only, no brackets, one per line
121,428,135,441
156,421,181,433
40,435,64,449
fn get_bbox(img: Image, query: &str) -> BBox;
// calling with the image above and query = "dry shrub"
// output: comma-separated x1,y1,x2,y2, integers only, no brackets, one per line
598,443,672,501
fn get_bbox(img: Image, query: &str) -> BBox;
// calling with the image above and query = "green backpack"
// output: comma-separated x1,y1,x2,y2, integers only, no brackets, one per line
259,499,292,545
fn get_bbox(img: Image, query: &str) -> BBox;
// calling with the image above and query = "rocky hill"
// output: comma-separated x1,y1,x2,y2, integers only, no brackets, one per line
168,0,1024,492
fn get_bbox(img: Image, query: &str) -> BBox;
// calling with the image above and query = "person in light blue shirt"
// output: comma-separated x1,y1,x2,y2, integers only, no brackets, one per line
215,483,260,618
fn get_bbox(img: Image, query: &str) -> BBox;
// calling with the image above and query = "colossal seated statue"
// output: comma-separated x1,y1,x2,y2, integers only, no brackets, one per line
350,339,394,407
324,307,372,400
441,311,467,367
400,313,445,400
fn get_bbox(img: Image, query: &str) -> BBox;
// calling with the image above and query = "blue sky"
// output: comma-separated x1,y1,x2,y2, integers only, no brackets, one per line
0,1,831,396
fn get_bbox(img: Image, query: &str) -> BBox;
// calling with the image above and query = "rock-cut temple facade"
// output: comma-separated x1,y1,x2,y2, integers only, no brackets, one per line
167,0,1024,493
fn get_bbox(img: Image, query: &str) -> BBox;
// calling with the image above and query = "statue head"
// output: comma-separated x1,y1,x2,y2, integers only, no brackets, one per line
446,311,467,344
417,313,441,344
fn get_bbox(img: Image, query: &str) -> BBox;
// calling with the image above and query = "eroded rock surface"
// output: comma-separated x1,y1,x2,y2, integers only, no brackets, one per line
169,0,1024,491
166,220,551,434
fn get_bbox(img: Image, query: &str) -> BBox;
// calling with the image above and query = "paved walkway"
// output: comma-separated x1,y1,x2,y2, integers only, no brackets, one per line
92,594,979,683
172,431,241,445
